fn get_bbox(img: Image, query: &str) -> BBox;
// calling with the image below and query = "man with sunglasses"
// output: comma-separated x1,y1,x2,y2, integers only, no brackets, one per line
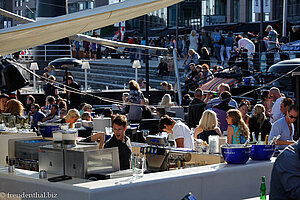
269,105,299,146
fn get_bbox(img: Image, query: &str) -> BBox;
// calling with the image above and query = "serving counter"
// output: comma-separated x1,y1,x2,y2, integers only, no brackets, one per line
0,158,275,200
0,132,37,166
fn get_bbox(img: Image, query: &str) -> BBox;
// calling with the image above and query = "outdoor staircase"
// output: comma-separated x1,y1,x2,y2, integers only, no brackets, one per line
55,58,186,90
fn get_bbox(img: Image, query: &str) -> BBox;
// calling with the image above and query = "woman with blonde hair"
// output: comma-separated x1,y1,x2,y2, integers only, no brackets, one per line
4,99,24,116
249,104,271,142
159,94,175,111
58,108,80,128
194,110,222,142
226,109,250,144
189,30,198,51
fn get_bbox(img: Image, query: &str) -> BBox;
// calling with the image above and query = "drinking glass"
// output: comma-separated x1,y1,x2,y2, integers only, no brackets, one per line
131,156,146,179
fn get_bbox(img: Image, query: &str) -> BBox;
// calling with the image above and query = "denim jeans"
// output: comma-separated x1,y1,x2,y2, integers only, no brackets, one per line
129,48,136,62
214,46,221,62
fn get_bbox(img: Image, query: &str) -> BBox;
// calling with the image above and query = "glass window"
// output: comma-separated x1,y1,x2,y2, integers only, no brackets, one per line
15,0,19,7
89,1,94,9
79,2,85,10
19,0,22,7
233,0,240,22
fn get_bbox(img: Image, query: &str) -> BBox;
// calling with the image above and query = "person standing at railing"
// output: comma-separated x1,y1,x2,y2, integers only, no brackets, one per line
83,40,91,59
225,31,235,61
213,28,222,64
264,25,279,52
73,40,81,59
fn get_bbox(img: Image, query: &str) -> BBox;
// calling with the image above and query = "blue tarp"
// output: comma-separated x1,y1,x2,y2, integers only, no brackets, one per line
281,40,300,51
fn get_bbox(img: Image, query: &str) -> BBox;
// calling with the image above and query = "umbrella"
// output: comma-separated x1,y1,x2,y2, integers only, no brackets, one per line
200,78,237,92
48,58,83,106
268,58,300,73
48,57,82,68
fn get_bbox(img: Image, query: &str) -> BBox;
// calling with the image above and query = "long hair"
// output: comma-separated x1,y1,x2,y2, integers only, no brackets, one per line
253,104,266,129
201,47,209,56
65,109,80,121
129,80,140,91
227,109,249,138
160,94,173,107
198,110,218,131
4,99,24,116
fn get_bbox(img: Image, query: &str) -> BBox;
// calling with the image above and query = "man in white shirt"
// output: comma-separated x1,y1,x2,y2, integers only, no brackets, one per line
235,35,255,54
160,115,194,149
269,87,285,123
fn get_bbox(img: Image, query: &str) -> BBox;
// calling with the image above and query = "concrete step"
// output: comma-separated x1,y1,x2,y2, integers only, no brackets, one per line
53,58,186,90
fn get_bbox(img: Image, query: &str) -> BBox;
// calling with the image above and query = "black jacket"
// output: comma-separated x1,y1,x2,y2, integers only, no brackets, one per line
188,98,206,128
104,135,132,170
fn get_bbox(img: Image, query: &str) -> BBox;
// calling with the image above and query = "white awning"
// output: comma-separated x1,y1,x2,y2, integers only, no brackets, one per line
0,0,182,55
69,34,167,51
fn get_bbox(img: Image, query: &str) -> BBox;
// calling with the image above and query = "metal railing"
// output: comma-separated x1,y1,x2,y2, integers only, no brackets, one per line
19,44,72,62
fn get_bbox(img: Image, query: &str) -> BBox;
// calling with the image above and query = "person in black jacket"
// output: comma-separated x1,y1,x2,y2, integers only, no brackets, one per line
188,88,206,128
104,114,132,170
67,76,82,109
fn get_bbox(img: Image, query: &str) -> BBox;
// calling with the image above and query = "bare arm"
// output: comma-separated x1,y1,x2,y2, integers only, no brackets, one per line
216,127,222,136
276,140,295,146
227,126,234,144
194,126,203,139
175,138,184,148
90,132,105,149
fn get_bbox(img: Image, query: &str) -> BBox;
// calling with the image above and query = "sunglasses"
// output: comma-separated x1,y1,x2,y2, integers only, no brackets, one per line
289,115,298,119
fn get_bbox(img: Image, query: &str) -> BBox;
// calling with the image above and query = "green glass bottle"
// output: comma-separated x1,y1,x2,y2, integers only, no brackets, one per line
260,176,266,200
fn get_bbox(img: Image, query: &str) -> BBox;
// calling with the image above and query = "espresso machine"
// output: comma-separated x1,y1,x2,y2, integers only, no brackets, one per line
141,135,192,171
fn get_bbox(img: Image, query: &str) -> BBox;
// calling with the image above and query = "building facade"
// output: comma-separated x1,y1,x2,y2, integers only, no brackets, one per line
3,0,300,34
0,0,13,29
10,0,108,26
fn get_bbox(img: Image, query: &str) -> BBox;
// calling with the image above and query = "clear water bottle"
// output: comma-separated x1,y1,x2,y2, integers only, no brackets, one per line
274,52,280,63
257,132,262,145
260,52,267,72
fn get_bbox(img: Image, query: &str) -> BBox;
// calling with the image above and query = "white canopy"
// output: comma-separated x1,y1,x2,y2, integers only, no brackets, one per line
69,34,167,51
0,7,168,52
0,0,182,55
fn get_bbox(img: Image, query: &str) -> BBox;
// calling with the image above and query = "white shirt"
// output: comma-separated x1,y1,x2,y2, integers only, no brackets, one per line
172,120,194,149
238,38,255,53
189,35,198,51
271,97,285,123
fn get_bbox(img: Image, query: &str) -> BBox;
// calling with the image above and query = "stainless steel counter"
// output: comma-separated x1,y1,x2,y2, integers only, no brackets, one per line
0,158,275,200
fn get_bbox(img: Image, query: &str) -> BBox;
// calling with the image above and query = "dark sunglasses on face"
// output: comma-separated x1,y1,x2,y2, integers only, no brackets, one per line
289,115,298,119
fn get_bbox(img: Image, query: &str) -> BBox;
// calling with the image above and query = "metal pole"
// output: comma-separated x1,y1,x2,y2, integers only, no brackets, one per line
84,69,87,92
135,67,138,82
282,0,287,37
260,0,264,53
175,4,179,47
144,14,150,98
33,70,36,92
173,48,182,105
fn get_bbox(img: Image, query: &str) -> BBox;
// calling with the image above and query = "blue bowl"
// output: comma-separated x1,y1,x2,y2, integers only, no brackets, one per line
221,144,251,164
250,144,275,160
39,124,59,137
